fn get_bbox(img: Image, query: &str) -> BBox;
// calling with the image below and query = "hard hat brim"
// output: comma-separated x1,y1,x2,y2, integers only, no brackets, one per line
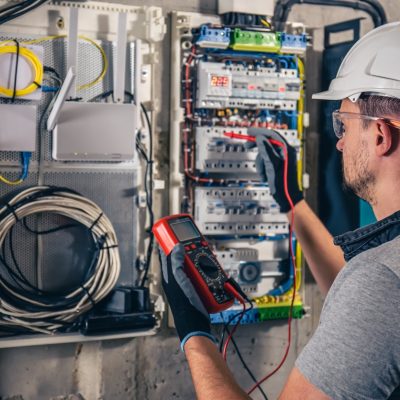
312,90,347,100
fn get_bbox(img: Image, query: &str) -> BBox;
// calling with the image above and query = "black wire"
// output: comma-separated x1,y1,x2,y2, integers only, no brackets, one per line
219,299,253,351
139,103,154,287
11,40,20,102
22,216,80,235
0,188,113,332
222,322,269,400
273,0,383,30
43,66,61,81
0,0,48,25
361,0,387,23
0,0,31,21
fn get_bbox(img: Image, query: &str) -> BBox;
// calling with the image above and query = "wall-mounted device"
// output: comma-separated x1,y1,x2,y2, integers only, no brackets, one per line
47,67,137,162
153,214,234,313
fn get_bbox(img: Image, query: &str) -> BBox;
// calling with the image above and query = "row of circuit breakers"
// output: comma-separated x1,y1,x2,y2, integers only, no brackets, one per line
177,23,307,323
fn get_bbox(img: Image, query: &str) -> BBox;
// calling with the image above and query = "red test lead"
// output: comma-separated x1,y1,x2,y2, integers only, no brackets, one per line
223,131,298,394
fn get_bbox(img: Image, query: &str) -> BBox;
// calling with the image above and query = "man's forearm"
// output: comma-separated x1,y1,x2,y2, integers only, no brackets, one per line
185,336,251,400
287,200,345,295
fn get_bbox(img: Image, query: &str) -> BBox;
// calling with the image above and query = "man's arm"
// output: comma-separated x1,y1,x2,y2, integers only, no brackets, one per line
279,367,331,400
288,200,345,295
185,338,331,400
185,336,250,400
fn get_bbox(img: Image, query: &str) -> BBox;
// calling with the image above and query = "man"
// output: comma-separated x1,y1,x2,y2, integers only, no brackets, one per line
160,22,400,399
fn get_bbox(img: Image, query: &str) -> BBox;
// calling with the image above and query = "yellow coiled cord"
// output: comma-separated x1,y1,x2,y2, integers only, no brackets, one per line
0,44,43,98
23,35,108,91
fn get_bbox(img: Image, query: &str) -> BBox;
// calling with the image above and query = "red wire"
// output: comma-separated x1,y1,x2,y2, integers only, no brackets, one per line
221,283,246,361
222,132,297,394
183,48,226,184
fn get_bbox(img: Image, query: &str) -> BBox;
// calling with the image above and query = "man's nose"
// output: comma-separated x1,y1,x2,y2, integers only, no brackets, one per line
336,138,344,152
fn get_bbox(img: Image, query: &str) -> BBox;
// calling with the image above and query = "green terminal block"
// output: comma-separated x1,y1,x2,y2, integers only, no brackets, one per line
230,28,281,53
258,304,304,321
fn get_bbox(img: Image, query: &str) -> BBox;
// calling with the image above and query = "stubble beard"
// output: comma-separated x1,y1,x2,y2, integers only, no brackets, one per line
342,141,377,205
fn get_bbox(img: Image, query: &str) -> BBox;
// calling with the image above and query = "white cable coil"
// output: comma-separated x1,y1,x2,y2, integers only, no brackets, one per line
0,186,121,335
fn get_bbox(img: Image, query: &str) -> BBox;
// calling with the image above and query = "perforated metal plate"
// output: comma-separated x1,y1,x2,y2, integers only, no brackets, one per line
0,33,140,333
0,34,136,164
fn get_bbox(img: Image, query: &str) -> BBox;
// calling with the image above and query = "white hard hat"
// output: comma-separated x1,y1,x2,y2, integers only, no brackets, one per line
313,22,400,102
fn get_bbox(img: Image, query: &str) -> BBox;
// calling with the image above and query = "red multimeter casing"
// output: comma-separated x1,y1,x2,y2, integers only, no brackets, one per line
153,214,234,313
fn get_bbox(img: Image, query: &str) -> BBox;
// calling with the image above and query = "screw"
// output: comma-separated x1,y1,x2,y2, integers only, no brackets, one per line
56,17,64,30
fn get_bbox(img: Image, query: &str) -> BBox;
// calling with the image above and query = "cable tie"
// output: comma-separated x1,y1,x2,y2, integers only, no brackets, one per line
12,39,20,102
89,212,103,231
100,243,118,250
4,202,19,222
32,81,42,88
80,285,95,307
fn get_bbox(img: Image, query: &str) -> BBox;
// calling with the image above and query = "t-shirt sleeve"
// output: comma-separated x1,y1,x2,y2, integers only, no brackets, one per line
295,262,400,400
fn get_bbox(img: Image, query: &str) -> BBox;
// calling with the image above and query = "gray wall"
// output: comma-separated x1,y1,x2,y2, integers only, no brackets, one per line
1,1,399,399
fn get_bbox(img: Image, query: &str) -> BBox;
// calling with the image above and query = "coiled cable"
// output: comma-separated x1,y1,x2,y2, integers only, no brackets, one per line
0,44,43,98
0,186,120,334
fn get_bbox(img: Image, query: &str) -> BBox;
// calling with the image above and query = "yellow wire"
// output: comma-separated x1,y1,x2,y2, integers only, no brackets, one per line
0,45,43,98
0,174,23,185
295,56,306,293
22,35,108,91
260,18,271,28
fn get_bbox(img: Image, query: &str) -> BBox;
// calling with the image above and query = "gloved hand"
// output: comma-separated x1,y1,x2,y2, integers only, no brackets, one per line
159,244,215,351
248,128,303,213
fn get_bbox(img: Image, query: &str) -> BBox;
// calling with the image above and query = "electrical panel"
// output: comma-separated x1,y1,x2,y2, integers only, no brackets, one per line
0,1,166,348
170,12,307,325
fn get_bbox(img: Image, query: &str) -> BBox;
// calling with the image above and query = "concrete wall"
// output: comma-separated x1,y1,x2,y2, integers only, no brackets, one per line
1,1,399,399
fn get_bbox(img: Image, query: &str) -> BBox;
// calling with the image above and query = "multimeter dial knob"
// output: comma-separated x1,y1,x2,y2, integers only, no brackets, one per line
196,254,219,279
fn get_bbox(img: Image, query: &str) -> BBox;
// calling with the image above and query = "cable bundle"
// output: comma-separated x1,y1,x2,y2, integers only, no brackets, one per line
0,186,120,335
0,1,48,25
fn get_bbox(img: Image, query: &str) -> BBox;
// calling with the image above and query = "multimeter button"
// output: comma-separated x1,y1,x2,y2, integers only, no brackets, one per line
185,246,191,251
190,244,196,249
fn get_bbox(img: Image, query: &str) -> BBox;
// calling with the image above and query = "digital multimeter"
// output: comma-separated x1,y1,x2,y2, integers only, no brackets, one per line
153,214,234,313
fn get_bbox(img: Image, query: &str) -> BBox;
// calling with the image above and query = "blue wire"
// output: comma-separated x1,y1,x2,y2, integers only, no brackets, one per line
42,86,59,93
268,235,297,296
20,152,31,180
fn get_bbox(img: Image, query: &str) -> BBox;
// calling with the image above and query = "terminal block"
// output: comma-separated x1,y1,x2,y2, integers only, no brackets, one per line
280,33,307,54
230,28,281,53
210,300,304,325
194,24,231,49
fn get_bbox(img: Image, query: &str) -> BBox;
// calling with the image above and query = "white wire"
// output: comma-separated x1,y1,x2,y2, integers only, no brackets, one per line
0,186,121,334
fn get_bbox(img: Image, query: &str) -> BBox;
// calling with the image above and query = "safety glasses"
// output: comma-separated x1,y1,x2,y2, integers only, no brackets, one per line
332,110,400,139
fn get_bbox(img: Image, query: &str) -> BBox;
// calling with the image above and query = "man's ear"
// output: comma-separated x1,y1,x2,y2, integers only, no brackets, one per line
375,120,393,156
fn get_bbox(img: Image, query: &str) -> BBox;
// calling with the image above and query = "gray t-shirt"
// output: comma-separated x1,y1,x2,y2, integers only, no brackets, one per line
296,236,400,400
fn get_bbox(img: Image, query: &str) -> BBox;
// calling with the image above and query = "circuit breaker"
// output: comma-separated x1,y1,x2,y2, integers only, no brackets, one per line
170,12,307,324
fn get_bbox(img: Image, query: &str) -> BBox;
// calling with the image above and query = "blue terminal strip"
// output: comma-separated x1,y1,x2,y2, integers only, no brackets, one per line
280,33,307,54
194,24,231,49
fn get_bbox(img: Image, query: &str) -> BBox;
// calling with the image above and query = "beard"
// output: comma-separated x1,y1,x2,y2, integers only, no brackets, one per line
342,141,376,205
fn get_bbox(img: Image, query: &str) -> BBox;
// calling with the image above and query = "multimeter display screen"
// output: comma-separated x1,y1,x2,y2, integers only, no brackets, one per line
170,219,200,241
